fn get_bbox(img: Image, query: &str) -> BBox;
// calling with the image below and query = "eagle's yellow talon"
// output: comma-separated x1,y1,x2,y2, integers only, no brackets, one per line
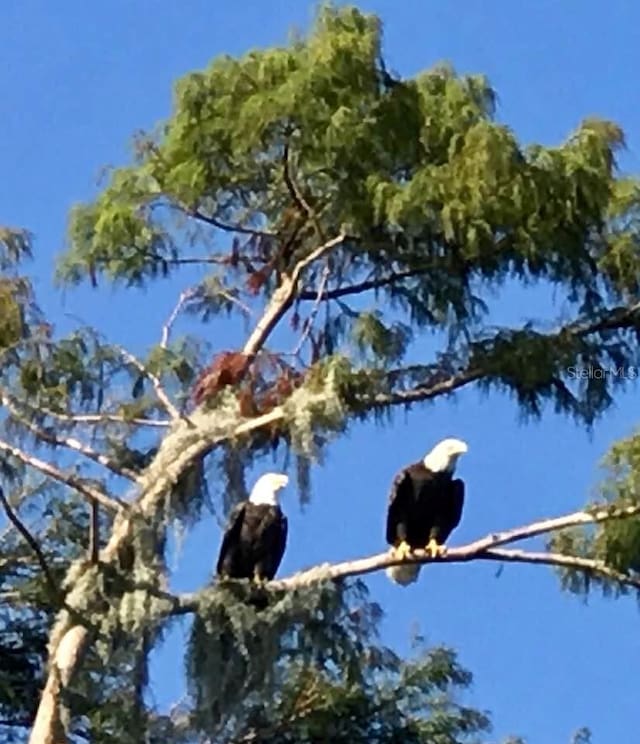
393,540,412,560
425,539,446,558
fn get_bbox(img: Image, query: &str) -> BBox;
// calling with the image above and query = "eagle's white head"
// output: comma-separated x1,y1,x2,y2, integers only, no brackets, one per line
249,472,289,506
422,437,468,474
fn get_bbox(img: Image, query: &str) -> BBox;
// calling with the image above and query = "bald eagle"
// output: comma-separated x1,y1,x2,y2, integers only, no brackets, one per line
216,473,289,582
386,438,467,586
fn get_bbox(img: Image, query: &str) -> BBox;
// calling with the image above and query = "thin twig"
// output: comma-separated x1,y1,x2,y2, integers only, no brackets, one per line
160,287,198,349
168,275,253,323
31,408,170,428
89,500,100,564
153,198,277,239
0,437,124,514
215,287,254,318
143,246,253,268
0,591,23,602
0,486,60,601
190,208,276,239
282,139,326,242
31,430,138,482
161,255,232,266
116,345,183,422
126,241,259,271
291,263,331,357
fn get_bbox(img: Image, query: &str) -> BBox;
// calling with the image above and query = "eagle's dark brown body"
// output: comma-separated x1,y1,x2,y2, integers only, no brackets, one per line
386,461,464,550
216,502,288,581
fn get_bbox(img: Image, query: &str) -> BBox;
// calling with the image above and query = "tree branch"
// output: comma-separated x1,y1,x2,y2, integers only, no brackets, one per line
367,368,486,409
30,429,138,482
363,301,640,410
298,267,430,301
282,138,326,241
0,437,124,514
1,394,140,481
162,255,231,266
572,300,640,335
188,207,276,239
462,501,640,553
242,233,347,356
480,548,640,590
291,263,331,357
136,243,259,270
48,519,640,622
168,499,640,614
160,287,198,349
143,160,278,242
31,408,170,429
0,486,60,602
116,345,184,423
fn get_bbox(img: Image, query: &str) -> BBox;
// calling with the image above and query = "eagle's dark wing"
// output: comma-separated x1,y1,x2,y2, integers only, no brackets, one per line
272,511,288,573
438,478,465,544
216,502,246,576
267,511,288,579
252,506,288,580
386,466,415,546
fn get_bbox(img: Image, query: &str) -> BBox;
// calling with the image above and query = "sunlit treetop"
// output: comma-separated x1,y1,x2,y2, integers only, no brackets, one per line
61,4,639,304
54,5,640,433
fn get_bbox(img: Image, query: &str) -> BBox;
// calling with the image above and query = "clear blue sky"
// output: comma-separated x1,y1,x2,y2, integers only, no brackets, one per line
2,1,640,741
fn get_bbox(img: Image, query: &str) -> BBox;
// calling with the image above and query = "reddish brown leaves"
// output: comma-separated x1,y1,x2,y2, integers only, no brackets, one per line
257,364,303,413
246,265,273,295
191,349,305,415
191,351,250,405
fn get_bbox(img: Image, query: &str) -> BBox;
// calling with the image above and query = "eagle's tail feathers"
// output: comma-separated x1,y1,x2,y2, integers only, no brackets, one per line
386,563,421,586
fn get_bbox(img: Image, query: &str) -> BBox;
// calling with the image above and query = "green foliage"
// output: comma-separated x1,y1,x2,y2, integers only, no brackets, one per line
352,311,412,363
572,728,593,744
186,581,368,733
471,317,633,425
0,619,47,737
600,428,640,501
230,648,491,744
59,2,637,322
549,429,640,596
596,513,640,575
0,234,42,371
0,280,28,352
590,432,640,575
0,488,96,739
0,482,180,744
281,354,350,457
500,728,592,744
0,227,32,269
186,580,492,743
